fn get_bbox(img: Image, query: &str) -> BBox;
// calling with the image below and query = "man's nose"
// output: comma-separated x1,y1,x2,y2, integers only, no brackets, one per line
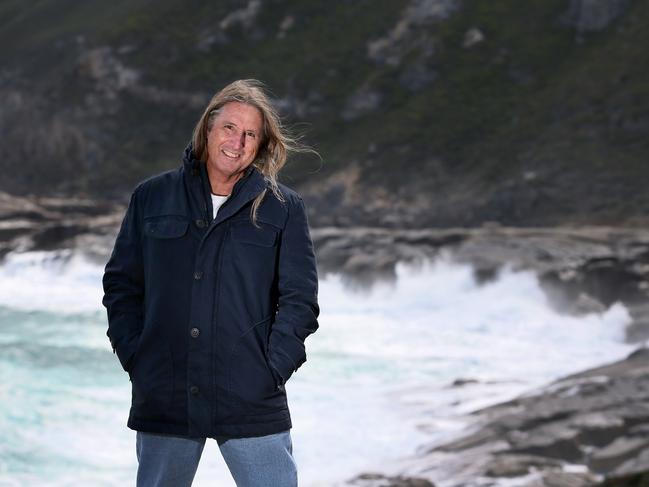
230,132,245,149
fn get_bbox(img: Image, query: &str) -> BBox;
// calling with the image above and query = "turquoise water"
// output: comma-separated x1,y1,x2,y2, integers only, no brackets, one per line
0,251,636,486
0,307,133,485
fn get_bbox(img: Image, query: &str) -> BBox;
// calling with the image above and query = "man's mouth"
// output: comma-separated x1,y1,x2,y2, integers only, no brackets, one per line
222,149,240,159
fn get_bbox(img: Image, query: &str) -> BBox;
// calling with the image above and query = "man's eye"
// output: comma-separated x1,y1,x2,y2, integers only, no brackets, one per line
224,124,234,131
246,132,256,139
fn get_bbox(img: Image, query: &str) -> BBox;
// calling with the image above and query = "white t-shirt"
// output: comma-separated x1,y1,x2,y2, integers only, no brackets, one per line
211,194,229,219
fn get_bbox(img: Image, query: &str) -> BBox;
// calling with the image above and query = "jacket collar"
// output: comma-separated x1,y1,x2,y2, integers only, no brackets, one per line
211,165,266,226
183,142,267,225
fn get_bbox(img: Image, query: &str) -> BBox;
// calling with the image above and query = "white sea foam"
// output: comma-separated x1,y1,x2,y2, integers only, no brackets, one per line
0,250,104,312
0,250,635,486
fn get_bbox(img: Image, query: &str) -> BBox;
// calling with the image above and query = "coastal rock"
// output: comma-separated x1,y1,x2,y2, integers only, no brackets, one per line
622,303,649,342
507,426,583,462
520,470,601,487
383,347,649,486
611,447,649,477
483,453,562,477
348,472,435,486
600,470,649,486
589,437,649,473
573,413,625,447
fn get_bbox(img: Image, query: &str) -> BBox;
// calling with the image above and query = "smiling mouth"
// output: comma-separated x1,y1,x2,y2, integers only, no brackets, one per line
222,149,241,159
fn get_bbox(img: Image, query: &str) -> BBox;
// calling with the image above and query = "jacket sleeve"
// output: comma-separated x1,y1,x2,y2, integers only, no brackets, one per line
102,188,145,373
268,195,320,384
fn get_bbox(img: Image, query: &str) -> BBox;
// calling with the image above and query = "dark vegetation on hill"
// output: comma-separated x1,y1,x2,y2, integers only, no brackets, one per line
1,0,647,227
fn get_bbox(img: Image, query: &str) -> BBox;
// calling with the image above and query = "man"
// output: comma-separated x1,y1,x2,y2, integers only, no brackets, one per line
102,79,320,486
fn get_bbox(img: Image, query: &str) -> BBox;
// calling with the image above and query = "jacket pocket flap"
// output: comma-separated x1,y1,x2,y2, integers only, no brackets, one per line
230,224,278,247
144,218,189,239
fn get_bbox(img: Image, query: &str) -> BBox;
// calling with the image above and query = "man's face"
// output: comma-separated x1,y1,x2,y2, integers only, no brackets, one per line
206,101,264,183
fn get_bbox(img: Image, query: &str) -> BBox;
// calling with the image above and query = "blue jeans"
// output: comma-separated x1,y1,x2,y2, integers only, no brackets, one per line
136,430,297,486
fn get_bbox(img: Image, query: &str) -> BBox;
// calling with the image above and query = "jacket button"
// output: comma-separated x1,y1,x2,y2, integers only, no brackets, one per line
190,327,200,338
193,271,203,280
190,386,200,396
195,219,207,228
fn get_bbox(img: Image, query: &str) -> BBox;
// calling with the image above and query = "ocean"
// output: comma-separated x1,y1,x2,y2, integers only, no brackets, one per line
0,249,634,486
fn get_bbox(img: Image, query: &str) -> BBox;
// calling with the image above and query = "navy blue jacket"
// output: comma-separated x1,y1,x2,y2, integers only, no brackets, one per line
102,145,320,438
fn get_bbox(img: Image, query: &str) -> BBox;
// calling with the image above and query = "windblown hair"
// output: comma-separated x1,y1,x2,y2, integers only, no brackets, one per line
192,79,312,225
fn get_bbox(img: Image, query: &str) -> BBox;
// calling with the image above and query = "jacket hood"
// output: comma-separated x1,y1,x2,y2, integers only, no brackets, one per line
182,142,201,172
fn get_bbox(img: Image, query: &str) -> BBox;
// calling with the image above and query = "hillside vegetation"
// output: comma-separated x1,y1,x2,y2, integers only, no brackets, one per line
1,0,647,227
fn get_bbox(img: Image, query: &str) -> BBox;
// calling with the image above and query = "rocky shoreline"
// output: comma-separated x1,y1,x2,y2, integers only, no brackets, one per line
347,346,649,487
2,193,649,487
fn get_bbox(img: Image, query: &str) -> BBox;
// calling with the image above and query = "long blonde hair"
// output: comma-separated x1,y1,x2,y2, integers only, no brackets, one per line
192,79,312,225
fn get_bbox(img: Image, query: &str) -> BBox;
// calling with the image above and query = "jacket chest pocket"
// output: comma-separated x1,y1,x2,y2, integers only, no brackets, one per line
225,220,280,282
230,221,278,247
143,216,191,263
144,217,189,239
